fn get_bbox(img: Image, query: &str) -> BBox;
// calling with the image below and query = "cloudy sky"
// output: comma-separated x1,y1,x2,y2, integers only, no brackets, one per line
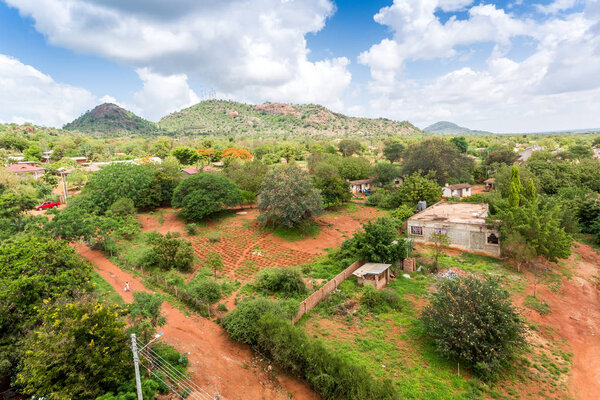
1,0,599,133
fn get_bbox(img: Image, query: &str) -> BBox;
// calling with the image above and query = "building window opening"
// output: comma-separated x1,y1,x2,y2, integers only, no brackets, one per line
487,233,499,244
411,226,423,236
434,228,447,235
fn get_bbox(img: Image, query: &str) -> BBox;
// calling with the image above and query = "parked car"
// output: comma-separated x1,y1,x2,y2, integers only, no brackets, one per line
35,201,60,210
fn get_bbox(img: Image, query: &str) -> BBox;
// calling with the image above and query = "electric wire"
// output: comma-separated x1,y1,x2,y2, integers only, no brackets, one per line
138,355,211,400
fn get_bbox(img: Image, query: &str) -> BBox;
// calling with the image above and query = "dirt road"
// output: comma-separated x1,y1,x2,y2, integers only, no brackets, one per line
75,245,320,400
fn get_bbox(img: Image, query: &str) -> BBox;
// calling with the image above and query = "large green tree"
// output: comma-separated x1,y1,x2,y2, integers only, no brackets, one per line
223,159,269,194
383,141,404,162
313,162,351,207
0,235,92,379
402,138,474,183
16,298,131,399
338,139,362,157
353,217,408,263
258,164,323,228
172,172,241,221
397,172,442,206
421,277,526,381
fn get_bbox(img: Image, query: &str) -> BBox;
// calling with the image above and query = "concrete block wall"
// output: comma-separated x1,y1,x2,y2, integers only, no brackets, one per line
292,259,364,324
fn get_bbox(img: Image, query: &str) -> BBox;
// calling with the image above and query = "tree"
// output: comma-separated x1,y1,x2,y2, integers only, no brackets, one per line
0,192,36,231
371,162,401,187
16,298,131,399
150,136,172,158
389,204,415,223
142,232,195,272
402,138,474,184
421,277,526,381
484,147,518,166
223,159,268,194
128,292,166,342
221,147,253,160
565,144,593,160
353,217,408,263
508,166,523,208
172,173,241,221
83,163,154,213
450,137,468,153
258,164,323,228
205,251,224,277
110,197,135,217
67,168,88,189
383,141,404,162
430,232,450,271
335,156,371,180
186,277,222,312
338,139,362,157
23,144,42,161
313,162,351,207
136,156,182,210
0,235,92,378
397,172,442,206
502,232,535,273
171,146,201,165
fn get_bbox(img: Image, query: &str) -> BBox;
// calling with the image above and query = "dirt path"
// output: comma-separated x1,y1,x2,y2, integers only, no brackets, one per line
518,243,600,400
75,245,320,400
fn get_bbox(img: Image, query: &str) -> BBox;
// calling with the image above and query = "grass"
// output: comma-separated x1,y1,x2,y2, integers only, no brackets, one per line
524,295,551,315
91,270,125,306
270,221,321,241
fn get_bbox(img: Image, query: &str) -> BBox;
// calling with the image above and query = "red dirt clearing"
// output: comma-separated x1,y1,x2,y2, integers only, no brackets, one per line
515,243,600,400
75,244,320,400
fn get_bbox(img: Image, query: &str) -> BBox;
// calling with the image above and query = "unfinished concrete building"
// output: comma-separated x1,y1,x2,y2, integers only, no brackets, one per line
406,202,501,257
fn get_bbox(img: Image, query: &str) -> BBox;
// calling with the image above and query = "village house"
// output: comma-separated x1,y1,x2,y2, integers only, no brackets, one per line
442,183,471,198
484,178,496,191
518,145,543,162
349,178,373,194
352,262,392,290
406,202,501,257
181,165,218,176
6,163,45,179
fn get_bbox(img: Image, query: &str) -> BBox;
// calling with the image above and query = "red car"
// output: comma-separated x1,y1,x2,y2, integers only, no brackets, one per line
35,201,60,210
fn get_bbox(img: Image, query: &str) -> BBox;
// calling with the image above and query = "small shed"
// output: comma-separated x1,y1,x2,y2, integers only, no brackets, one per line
484,178,496,191
352,262,392,290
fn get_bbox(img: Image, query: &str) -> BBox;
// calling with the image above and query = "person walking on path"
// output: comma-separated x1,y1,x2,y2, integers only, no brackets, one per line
124,281,131,292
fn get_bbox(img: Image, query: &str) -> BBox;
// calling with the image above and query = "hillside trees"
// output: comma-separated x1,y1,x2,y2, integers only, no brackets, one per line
450,136,468,153
338,139,362,157
172,173,241,221
171,146,201,165
383,140,404,162
371,162,401,187
402,138,474,183
223,159,268,194
421,277,526,380
258,164,323,227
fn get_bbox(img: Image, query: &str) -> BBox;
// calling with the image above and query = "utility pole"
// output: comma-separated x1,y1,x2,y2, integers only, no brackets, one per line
131,334,143,400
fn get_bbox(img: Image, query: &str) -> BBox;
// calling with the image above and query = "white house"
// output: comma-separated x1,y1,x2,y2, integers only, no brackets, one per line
442,183,472,198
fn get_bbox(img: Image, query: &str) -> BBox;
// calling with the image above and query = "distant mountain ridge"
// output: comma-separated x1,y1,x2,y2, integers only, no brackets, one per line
424,121,493,135
63,103,158,135
157,100,421,137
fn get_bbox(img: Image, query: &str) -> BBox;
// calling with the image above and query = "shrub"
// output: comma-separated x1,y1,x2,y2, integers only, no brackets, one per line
389,204,414,223
220,298,298,344
187,276,222,305
185,223,199,235
254,268,307,297
204,251,224,277
354,217,408,263
360,286,401,312
421,276,526,381
142,232,194,272
207,231,221,242
255,314,398,400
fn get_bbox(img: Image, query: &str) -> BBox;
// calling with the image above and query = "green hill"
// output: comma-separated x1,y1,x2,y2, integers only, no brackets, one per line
158,100,421,137
63,103,158,135
424,121,493,135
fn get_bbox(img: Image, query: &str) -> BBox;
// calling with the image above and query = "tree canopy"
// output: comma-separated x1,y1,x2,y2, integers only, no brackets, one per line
402,138,474,184
172,173,241,221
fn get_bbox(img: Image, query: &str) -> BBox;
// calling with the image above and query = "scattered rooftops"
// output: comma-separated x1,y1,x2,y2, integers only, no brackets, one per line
352,263,392,278
408,202,489,225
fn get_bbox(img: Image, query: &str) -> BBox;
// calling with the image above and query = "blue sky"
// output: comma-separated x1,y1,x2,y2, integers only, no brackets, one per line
1,0,599,132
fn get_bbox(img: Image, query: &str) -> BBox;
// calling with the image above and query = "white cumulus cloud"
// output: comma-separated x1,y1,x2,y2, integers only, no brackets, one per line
0,54,97,127
5,0,352,112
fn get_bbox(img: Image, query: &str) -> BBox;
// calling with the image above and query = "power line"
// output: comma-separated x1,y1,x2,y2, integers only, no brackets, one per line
136,343,222,400
139,344,218,400
138,356,211,400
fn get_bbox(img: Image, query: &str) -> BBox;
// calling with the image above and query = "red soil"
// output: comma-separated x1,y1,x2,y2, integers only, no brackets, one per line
75,244,320,400
515,243,600,400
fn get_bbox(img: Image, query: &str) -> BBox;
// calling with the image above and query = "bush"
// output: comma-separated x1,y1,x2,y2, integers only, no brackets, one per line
220,298,298,344
185,223,199,235
360,286,401,312
186,276,222,305
389,204,414,223
254,268,307,297
255,314,398,400
207,231,221,242
421,276,526,381
142,232,194,272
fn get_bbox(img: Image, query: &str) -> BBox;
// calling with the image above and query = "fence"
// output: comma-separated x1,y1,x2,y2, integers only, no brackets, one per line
292,259,364,324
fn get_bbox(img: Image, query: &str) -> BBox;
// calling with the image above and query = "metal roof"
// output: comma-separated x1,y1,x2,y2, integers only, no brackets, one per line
352,263,392,278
